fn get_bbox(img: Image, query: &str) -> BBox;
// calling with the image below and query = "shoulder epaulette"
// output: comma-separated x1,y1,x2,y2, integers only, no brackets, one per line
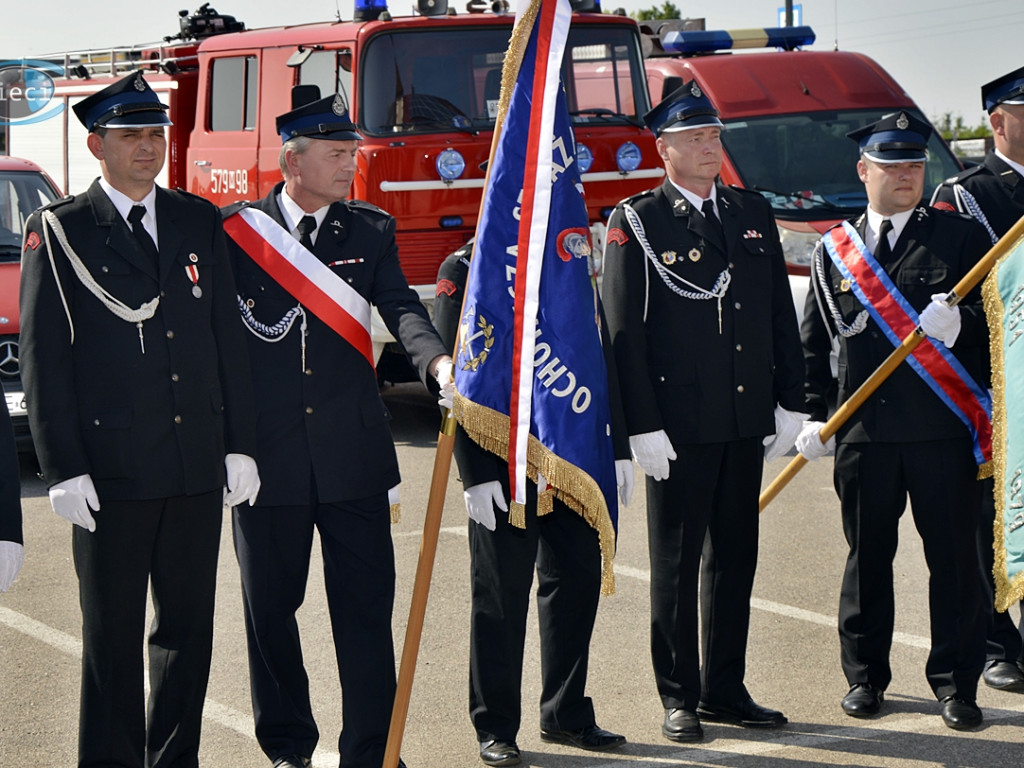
220,200,251,219
617,188,655,208
347,198,390,217
39,194,75,212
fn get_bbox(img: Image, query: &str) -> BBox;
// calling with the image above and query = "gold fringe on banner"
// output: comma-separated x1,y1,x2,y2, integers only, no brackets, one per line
390,503,401,524
455,392,618,594
983,264,1024,611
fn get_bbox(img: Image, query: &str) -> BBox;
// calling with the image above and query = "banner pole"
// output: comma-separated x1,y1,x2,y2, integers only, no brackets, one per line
760,213,1024,512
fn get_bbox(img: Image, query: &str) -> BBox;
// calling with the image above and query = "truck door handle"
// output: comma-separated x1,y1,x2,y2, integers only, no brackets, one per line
193,160,211,167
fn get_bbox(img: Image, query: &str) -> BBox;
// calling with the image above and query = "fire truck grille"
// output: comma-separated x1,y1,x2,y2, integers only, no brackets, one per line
397,230,472,286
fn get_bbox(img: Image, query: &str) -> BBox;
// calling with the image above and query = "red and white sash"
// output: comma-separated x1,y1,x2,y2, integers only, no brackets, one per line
223,206,374,370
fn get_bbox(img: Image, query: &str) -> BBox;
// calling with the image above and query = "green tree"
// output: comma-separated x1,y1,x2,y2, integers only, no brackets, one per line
932,112,992,141
633,2,680,21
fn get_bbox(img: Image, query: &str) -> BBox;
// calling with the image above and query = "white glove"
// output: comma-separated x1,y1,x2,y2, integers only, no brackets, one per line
795,421,835,461
464,480,507,531
435,357,455,410
224,453,260,507
629,430,677,481
388,485,400,506
763,405,810,462
615,459,634,506
0,540,24,592
918,293,961,347
48,474,100,532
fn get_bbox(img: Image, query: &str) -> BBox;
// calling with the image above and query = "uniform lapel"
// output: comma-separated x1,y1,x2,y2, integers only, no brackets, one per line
87,180,158,280
155,188,185,285
716,182,739,257
316,201,350,261
661,179,725,255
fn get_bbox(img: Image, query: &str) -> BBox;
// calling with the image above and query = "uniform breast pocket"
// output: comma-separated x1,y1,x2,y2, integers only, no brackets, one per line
739,235,779,258
329,262,371,298
899,265,949,294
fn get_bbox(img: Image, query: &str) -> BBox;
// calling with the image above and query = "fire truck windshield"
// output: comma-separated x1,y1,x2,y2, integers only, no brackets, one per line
721,108,962,218
358,25,647,136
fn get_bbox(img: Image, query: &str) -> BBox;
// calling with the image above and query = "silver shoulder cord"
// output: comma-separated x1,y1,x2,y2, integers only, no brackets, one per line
238,299,308,372
812,238,868,339
42,210,160,353
952,184,999,245
622,203,732,328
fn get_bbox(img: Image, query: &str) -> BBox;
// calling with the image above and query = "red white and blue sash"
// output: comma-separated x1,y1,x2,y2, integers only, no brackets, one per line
824,221,992,465
223,206,375,370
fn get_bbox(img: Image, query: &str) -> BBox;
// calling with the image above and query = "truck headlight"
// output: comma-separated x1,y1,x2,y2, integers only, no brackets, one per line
616,142,641,173
778,226,819,269
436,149,466,181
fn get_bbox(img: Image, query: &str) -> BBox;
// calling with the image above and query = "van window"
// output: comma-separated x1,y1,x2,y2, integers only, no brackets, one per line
299,49,354,109
0,169,59,262
359,25,648,136
721,108,962,217
210,56,258,131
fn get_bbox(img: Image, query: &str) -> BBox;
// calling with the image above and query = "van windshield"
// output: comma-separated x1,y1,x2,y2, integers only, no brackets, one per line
359,25,648,136
721,108,962,218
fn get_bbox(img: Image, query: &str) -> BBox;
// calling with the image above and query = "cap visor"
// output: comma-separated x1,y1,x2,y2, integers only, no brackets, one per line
862,148,927,163
100,112,173,129
659,116,724,134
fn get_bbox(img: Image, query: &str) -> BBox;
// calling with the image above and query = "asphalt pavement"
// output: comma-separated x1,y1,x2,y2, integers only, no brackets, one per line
2,382,1024,767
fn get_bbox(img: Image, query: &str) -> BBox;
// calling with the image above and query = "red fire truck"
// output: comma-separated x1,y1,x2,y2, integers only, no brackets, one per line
638,21,964,309
5,1,662,364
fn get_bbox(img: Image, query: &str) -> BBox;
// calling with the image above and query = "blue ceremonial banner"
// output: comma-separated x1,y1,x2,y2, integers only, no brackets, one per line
984,231,1024,611
452,0,619,592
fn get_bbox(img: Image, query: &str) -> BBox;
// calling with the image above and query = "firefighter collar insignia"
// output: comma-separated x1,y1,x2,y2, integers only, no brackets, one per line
840,278,851,292
896,111,909,130
661,250,677,265
690,81,702,98
688,248,701,262
673,198,687,212
332,95,346,116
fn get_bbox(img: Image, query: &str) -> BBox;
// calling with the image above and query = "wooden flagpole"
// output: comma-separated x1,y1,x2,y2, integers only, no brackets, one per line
759,213,1024,512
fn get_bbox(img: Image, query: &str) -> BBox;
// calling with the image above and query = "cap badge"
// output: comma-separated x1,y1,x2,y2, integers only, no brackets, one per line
688,248,702,262
332,95,346,116
690,81,702,98
133,74,146,92
661,250,678,265
896,112,909,130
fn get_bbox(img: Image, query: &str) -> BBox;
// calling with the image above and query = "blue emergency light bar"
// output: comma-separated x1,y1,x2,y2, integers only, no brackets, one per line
354,0,388,21
663,26,815,54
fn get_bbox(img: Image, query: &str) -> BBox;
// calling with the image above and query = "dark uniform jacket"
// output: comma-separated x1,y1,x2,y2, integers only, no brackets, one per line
434,241,629,490
19,180,256,501
602,178,804,446
932,150,1024,239
226,184,448,506
0,398,20,545
801,207,992,442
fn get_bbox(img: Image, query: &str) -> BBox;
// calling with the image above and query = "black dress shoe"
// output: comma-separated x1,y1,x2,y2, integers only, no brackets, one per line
662,707,703,742
539,724,626,751
983,660,1024,692
940,696,982,730
479,739,521,766
272,757,311,768
841,683,884,717
696,697,787,728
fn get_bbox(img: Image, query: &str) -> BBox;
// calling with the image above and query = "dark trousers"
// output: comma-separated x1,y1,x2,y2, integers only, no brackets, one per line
73,491,222,768
232,492,396,768
468,489,602,742
834,440,987,700
647,437,763,711
976,477,1024,663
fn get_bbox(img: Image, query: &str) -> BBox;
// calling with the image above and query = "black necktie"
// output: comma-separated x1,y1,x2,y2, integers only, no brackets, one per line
127,204,158,261
701,198,725,245
296,215,317,249
875,218,893,262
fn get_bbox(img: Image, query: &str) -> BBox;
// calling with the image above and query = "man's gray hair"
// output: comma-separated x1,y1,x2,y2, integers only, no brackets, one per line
279,136,314,178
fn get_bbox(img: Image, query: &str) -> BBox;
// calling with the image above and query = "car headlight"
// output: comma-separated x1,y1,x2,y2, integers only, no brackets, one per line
778,226,820,269
436,148,466,181
576,143,593,174
616,142,641,173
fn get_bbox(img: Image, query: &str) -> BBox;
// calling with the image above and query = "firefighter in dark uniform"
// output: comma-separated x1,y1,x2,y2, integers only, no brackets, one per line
223,95,452,768
602,82,806,743
931,66,1024,694
434,241,631,767
0,397,21,593
797,112,992,729
19,72,259,768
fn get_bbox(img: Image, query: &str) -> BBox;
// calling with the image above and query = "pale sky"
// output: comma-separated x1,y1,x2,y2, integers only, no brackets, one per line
1,0,1021,129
